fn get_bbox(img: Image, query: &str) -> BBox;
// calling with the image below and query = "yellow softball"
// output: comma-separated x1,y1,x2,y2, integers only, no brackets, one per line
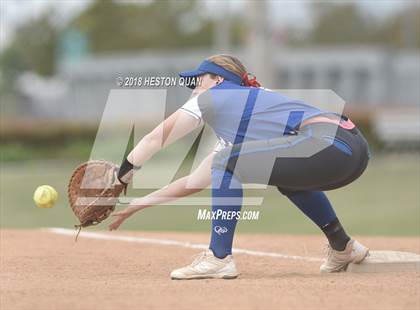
33,185,58,208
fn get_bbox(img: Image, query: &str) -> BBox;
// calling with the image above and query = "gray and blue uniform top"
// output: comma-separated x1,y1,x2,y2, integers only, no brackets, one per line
179,60,331,151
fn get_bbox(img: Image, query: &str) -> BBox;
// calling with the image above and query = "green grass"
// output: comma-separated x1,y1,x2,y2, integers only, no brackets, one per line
1,155,419,236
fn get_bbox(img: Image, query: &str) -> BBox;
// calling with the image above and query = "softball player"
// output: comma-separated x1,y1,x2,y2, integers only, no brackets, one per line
110,54,371,279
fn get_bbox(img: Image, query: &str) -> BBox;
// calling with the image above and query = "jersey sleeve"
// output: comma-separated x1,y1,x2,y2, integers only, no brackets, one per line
179,96,203,122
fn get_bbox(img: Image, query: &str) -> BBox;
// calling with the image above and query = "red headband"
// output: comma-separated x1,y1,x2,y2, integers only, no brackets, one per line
241,73,261,87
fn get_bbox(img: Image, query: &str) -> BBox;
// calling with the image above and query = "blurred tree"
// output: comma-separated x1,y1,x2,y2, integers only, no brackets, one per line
0,0,246,95
0,10,57,80
304,2,419,49
308,2,378,45
71,0,215,52
374,6,420,49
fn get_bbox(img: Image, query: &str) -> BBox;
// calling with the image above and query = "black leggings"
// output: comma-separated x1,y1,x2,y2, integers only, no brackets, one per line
212,122,371,194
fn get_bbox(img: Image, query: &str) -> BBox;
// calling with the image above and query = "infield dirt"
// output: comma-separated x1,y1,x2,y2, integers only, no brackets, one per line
1,229,419,310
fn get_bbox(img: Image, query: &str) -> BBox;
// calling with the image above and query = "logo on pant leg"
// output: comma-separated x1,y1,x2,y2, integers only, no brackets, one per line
214,226,228,235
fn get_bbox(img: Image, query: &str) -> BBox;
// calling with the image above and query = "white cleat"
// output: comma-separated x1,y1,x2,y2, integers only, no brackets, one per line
320,239,369,273
170,250,239,280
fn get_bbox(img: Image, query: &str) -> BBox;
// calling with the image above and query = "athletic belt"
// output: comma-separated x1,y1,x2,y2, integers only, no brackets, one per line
300,115,356,130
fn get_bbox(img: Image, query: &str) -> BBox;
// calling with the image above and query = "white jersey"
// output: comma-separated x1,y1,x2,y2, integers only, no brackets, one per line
180,96,232,153
180,96,202,122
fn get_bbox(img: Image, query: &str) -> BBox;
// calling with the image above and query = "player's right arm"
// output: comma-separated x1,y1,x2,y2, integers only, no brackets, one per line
129,109,200,167
117,95,203,185
109,152,213,231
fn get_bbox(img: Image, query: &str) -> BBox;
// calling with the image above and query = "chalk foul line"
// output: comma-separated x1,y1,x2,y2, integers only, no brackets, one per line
45,227,323,263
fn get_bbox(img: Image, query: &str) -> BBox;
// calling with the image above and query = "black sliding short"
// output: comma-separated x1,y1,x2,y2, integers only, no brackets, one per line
212,120,371,195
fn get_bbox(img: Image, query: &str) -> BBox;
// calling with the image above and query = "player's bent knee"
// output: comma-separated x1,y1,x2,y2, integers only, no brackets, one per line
276,187,301,197
212,147,234,172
